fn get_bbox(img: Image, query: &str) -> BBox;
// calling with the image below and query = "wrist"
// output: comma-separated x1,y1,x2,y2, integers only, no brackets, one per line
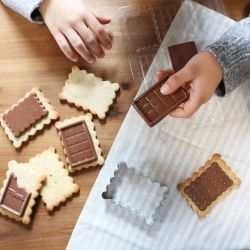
204,51,225,96
206,51,223,81
38,0,51,17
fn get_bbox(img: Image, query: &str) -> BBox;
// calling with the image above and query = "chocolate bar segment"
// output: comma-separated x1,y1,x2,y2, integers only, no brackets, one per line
2,93,48,137
59,120,97,168
184,163,233,211
168,41,198,72
0,174,31,217
133,41,197,127
133,79,189,127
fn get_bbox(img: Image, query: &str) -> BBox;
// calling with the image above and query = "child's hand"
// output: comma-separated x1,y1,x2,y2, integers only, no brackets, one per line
39,0,112,63
157,51,223,118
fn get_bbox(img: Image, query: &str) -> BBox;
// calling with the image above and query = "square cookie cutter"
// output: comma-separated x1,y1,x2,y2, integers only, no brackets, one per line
102,162,169,225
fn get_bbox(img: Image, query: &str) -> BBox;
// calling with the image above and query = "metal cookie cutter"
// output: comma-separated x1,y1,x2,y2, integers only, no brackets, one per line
102,162,169,225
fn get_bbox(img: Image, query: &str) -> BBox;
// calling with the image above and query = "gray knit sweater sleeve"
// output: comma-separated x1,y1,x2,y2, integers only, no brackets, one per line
207,17,250,96
1,0,44,23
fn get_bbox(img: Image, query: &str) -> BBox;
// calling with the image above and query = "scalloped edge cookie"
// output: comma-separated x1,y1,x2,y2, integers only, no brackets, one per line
0,87,59,148
59,66,120,119
28,147,80,211
0,161,46,224
56,114,104,173
177,154,241,218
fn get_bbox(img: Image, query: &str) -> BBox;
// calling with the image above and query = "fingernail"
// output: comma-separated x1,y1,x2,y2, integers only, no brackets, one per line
106,43,112,49
70,53,78,62
72,57,78,62
88,58,95,64
160,84,170,95
101,15,110,20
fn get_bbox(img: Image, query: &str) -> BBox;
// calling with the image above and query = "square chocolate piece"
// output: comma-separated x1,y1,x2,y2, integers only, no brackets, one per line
168,41,198,72
2,93,48,137
59,120,98,168
178,154,241,218
0,174,31,217
133,80,189,127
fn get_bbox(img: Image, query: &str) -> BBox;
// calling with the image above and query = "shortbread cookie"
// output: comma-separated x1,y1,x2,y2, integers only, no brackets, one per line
59,66,120,119
177,154,240,218
0,87,59,148
28,147,80,211
0,161,46,224
56,114,104,173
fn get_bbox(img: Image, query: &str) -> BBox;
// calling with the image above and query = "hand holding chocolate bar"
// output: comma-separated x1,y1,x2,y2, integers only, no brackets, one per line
159,50,223,119
133,41,224,126
133,41,197,126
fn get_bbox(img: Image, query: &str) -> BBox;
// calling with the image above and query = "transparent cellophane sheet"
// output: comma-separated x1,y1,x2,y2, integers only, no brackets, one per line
119,0,225,82
120,0,249,134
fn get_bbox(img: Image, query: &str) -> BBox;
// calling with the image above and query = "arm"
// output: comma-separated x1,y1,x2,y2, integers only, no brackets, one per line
207,17,250,96
1,0,44,23
158,17,250,118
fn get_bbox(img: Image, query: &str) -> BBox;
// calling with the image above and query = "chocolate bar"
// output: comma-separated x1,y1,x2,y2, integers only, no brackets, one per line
2,93,48,137
133,41,197,127
0,174,31,217
59,120,97,168
184,162,233,211
133,79,189,127
168,41,198,72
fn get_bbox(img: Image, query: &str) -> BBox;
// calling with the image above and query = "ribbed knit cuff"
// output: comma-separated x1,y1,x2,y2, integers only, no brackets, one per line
2,0,44,23
206,17,250,95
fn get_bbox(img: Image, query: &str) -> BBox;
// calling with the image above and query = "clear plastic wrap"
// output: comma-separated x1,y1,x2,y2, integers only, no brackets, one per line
119,1,181,82
120,0,248,131
119,0,225,83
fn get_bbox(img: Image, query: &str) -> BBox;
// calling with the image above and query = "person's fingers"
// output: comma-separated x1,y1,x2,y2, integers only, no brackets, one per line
74,22,105,58
84,13,112,49
53,32,79,62
156,69,174,81
160,67,193,95
78,26,105,58
91,9,111,25
64,28,96,63
169,93,202,119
